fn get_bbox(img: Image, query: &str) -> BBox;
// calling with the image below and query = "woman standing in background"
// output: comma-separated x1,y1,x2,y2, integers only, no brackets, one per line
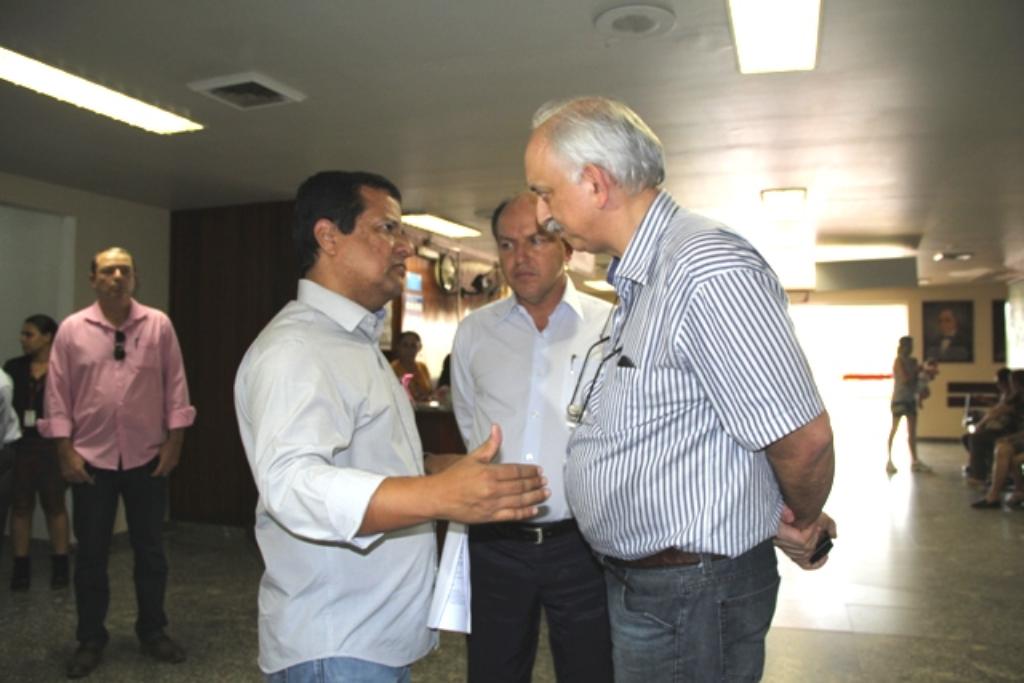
886,336,930,474
3,314,69,590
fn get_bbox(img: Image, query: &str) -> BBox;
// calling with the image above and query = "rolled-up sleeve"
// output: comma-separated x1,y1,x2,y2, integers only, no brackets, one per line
160,318,196,430
236,340,384,548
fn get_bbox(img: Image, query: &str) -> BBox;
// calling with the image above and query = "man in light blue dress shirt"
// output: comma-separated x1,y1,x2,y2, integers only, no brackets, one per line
235,171,550,682
452,193,614,682
525,98,837,682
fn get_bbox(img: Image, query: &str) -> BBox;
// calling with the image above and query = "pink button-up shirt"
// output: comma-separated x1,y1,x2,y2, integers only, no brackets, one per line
39,300,196,470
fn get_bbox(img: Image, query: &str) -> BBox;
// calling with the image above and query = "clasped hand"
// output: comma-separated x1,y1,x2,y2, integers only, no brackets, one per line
773,505,837,570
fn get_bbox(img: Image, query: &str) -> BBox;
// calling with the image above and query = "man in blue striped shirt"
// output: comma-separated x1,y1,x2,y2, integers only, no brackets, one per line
524,97,837,682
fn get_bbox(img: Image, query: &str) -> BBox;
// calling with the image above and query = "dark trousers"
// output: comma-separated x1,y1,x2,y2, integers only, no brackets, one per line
71,458,169,645
969,430,1006,479
467,524,613,683
0,446,14,559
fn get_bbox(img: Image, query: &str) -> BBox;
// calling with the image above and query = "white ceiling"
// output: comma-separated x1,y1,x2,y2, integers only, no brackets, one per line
1,0,1022,284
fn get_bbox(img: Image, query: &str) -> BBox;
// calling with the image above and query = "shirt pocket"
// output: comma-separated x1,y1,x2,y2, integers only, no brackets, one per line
599,363,646,431
134,341,162,369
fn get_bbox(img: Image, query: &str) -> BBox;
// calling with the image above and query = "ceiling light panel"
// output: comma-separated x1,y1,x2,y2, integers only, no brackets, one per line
729,0,821,74
403,214,481,239
0,46,202,135
814,244,917,263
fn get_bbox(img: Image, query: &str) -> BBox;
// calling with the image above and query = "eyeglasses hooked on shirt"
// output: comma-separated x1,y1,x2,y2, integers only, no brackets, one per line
566,303,632,426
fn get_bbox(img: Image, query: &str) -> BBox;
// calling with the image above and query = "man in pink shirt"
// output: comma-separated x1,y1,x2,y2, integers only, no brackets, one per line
40,246,196,679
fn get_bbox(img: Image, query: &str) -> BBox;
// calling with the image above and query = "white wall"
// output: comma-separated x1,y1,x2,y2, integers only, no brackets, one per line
0,172,170,314
0,205,76,362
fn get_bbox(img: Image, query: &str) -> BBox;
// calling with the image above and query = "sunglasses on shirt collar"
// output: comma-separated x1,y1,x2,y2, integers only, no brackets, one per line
114,330,126,361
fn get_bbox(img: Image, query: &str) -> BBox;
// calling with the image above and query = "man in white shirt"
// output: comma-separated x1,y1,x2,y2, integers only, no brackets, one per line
234,171,549,682
452,193,614,682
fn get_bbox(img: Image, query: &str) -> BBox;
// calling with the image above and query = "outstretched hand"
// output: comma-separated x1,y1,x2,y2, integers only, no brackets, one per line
773,505,836,570
436,425,549,524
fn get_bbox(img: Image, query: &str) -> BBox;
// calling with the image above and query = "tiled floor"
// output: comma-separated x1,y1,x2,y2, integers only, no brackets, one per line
0,437,1021,681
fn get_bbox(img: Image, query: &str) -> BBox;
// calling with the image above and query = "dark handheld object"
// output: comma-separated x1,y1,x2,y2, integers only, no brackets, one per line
809,531,833,564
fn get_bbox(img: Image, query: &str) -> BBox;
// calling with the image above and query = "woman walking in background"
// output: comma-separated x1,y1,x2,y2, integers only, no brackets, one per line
3,314,69,590
886,336,930,474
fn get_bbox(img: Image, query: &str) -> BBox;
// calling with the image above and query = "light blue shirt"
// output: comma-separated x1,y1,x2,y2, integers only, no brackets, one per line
568,192,824,559
452,277,613,522
235,279,437,673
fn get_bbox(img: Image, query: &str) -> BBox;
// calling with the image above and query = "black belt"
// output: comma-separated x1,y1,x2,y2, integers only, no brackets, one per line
471,519,579,545
605,548,727,569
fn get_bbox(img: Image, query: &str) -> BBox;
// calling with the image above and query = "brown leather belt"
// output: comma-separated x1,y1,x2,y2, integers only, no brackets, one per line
606,548,727,569
471,519,579,545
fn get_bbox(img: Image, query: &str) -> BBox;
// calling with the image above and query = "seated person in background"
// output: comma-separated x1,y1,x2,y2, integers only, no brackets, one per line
917,358,939,409
390,331,433,402
972,430,1024,509
962,367,1012,477
966,370,1024,485
994,367,1013,404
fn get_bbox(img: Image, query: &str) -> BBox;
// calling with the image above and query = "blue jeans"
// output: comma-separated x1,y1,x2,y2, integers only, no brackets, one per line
265,657,412,683
603,539,779,683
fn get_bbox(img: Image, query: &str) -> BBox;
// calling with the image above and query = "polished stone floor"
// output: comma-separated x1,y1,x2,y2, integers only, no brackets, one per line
0,435,1021,681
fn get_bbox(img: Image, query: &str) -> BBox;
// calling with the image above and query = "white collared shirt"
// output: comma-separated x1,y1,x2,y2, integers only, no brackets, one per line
1,370,20,445
452,278,613,522
234,279,437,673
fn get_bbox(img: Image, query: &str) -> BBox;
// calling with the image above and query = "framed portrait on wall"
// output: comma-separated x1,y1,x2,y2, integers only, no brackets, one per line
993,300,1007,363
922,301,973,363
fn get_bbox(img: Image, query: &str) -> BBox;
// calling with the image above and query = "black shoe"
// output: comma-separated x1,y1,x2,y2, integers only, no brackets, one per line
51,554,70,589
140,633,186,664
971,498,1001,509
10,556,30,591
66,641,104,679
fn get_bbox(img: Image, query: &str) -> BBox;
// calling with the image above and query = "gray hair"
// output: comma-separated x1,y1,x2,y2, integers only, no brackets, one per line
531,97,665,193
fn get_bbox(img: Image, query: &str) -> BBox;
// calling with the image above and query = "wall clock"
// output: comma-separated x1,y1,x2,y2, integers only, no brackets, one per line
435,253,458,293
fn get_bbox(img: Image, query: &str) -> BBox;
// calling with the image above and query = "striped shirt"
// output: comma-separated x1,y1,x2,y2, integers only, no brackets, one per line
565,191,824,560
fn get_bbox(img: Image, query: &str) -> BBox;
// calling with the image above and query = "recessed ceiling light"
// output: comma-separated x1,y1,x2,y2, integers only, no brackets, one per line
416,245,441,261
594,5,676,39
728,0,821,74
0,45,202,135
403,214,481,239
932,251,973,262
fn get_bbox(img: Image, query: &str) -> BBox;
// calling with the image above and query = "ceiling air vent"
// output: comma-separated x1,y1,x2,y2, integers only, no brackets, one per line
187,71,305,110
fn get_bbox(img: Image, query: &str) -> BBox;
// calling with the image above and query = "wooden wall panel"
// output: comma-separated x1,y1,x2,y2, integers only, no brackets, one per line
169,201,296,526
